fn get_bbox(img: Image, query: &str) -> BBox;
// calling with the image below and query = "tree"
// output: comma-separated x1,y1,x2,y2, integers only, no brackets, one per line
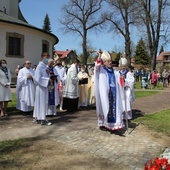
134,38,149,65
59,0,106,65
159,46,164,54
42,14,51,33
105,0,138,66
135,0,170,70
115,52,122,62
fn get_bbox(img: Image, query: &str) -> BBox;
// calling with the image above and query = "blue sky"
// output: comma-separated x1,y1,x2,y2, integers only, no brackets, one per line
19,0,127,54
19,0,169,55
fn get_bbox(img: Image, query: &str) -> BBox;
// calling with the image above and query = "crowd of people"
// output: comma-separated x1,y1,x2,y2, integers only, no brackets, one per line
0,51,135,133
134,68,170,89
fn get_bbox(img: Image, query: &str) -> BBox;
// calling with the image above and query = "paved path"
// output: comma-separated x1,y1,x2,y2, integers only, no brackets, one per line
133,89,170,114
0,88,170,170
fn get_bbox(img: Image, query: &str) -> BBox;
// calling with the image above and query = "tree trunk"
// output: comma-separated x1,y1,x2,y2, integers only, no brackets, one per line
82,30,88,65
125,33,131,66
124,8,131,67
151,46,158,71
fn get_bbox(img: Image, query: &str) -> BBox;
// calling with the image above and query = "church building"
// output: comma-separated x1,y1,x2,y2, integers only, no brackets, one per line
0,0,59,81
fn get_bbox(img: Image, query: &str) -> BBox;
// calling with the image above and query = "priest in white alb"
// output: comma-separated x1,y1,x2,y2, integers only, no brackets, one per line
16,60,35,112
33,52,52,126
94,50,125,132
118,54,135,121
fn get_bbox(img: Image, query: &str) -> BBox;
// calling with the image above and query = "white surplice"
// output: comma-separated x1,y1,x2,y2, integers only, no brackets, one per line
62,63,79,99
94,65,125,130
16,67,35,112
62,63,79,111
0,67,12,102
119,70,135,120
33,61,50,120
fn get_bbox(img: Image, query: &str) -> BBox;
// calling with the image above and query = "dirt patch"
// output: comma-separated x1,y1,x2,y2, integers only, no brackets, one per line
0,138,124,170
132,124,170,146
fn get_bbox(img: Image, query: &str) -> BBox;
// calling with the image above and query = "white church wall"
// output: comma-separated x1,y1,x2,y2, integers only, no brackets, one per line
0,23,56,79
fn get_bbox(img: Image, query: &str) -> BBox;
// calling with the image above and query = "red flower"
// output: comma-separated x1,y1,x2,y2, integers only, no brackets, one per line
149,164,160,170
166,164,170,170
159,158,168,166
155,157,163,167
144,157,169,170
144,163,149,170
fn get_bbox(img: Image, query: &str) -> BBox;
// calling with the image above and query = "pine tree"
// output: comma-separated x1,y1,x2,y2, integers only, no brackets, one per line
134,38,149,65
42,14,51,33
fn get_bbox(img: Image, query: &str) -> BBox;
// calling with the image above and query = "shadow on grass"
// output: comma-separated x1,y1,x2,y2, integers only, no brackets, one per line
0,137,40,154
6,107,22,115
0,137,43,169
132,109,145,120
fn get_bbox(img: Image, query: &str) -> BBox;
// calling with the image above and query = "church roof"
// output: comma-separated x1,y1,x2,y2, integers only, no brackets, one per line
157,51,170,61
54,50,77,59
0,10,30,26
0,11,59,44
55,50,72,58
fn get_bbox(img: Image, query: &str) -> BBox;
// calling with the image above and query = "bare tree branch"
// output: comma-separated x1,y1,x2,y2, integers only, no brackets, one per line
59,0,106,64
105,0,138,65
135,0,170,70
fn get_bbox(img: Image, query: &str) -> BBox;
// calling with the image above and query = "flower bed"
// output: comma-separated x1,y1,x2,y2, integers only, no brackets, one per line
144,148,170,170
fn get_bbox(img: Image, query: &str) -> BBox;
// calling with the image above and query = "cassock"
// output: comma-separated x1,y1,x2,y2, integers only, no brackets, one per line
33,61,50,120
94,65,125,131
77,70,89,107
47,66,60,115
16,67,35,112
62,63,79,112
119,70,135,119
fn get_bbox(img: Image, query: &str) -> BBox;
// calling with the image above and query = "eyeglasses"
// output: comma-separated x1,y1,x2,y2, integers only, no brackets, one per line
26,63,31,65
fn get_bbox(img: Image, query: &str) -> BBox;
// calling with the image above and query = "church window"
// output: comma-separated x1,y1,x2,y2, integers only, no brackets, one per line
6,32,24,58
42,40,49,53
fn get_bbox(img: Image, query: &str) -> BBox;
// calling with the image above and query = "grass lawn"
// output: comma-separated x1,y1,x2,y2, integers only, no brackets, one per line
134,90,159,98
132,109,170,137
134,82,163,90
133,89,170,137
7,93,20,115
